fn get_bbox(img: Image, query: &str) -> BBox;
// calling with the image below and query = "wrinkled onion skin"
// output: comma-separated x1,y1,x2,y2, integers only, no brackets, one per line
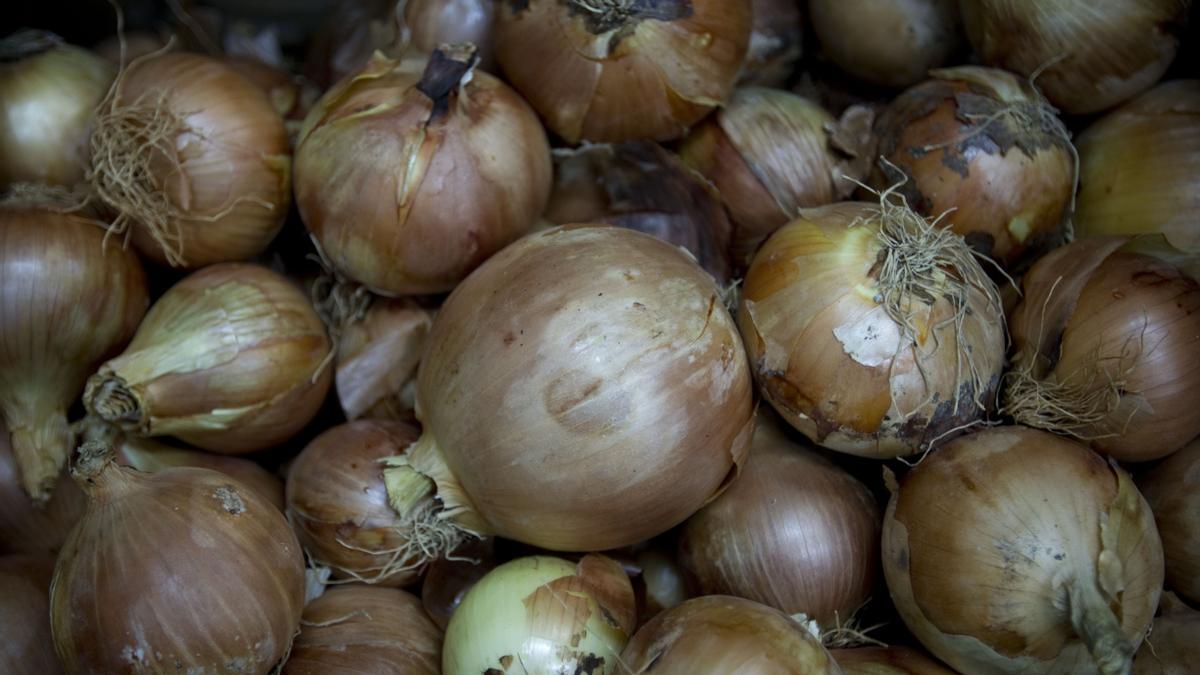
0,555,62,675
832,646,956,674
1138,440,1200,604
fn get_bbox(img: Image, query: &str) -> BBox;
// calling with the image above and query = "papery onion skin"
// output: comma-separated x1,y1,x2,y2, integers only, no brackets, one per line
678,417,881,626
960,0,1190,115
0,206,148,501
738,202,1005,458
393,225,753,552
1138,439,1200,603
406,0,496,71
1075,80,1200,252
809,0,960,89
1131,594,1200,675
295,49,551,295
287,420,425,586
494,0,752,143
283,585,441,675
739,0,803,87
335,298,433,422
621,595,843,674
883,426,1163,675
51,443,305,674
832,646,956,674
0,423,84,555
83,263,332,454
0,555,62,675
873,66,1074,267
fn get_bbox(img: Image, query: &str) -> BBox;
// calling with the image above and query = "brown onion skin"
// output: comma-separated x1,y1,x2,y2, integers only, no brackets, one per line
960,0,1190,115
283,585,441,675
0,555,62,675
739,0,803,87
1138,439,1200,603
287,419,424,586
295,51,551,295
832,647,956,674
0,424,84,555
678,418,881,626
335,298,433,422
873,67,1073,268
406,0,496,71
420,538,497,631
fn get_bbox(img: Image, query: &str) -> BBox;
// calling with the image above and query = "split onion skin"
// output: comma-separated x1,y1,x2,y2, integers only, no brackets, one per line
1138,439,1200,604
0,555,62,675
832,646,956,674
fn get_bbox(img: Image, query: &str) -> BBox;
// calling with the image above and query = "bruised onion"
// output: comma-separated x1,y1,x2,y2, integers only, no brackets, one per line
873,66,1074,267
0,422,84,555
621,595,842,674
1004,237,1200,461
90,51,291,268
832,647,955,674
739,0,803,87
678,417,880,626
51,441,305,673
738,200,1005,458
406,0,496,71
0,205,147,500
680,88,875,265
883,426,1163,675
295,47,551,295
0,555,61,675
495,0,752,143
336,298,433,421
421,538,497,630
283,585,441,675
1132,593,1200,675
382,226,753,555
960,0,1189,115
1138,439,1200,603
84,263,332,454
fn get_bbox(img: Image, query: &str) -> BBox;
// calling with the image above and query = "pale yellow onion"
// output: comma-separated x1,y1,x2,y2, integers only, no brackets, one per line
738,201,1006,458
83,263,332,454
0,555,61,675
810,0,960,89
1132,593,1200,675
443,555,636,675
406,0,496,71
739,0,803,87
335,298,433,421
832,646,955,674
494,0,752,143
1076,80,1200,253
883,426,1163,675
960,0,1189,115
1138,439,1200,603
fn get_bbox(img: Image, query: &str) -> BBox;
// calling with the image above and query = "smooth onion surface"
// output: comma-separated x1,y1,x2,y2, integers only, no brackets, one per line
335,298,433,422
1138,439,1200,603
0,555,61,675
832,646,956,674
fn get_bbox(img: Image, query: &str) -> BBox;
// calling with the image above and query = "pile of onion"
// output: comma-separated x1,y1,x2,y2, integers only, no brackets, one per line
738,200,1005,458
1132,593,1200,675
883,426,1163,675
83,263,331,454
295,46,551,295
960,0,1190,114
678,416,881,627
0,555,60,674
873,66,1075,268
1138,439,1200,603
335,298,433,422
0,205,147,501
51,441,305,673
832,646,956,674
738,0,803,87
494,0,751,143
381,225,753,558
1004,237,1200,461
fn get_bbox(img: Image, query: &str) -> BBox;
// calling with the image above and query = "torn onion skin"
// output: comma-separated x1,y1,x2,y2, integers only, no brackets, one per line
832,646,956,674
1138,439,1200,604
0,555,61,675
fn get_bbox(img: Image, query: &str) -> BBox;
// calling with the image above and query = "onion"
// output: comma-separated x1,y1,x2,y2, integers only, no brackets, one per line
304,0,395,88
873,66,1075,268
1075,80,1200,253
286,419,433,586
406,0,496,72
1138,439,1200,603
738,200,1005,458
636,545,689,625
335,298,433,422
83,263,332,454
832,646,955,674
678,416,881,626
1132,593,1200,675
421,538,497,630
89,51,291,268
679,88,875,265
0,30,113,190
739,0,803,87
0,421,84,555
960,0,1190,115
545,141,735,283
621,595,841,673
0,205,148,501
444,555,636,674
0,555,61,675
882,426,1164,675
494,0,752,143
295,46,551,295
381,226,753,556
224,56,308,124
51,441,305,673
283,585,441,675
1003,237,1200,461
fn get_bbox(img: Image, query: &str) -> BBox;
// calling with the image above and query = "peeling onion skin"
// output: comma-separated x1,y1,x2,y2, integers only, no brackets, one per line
407,225,754,551
0,555,62,675
1138,439,1200,604
494,0,752,143
832,646,956,674
882,426,1163,675
621,595,843,674
282,585,441,675
960,0,1190,115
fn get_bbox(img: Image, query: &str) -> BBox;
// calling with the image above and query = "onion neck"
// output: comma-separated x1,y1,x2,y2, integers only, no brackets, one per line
84,374,144,430
1066,575,1134,675
416,44,478,120
4,404,71,504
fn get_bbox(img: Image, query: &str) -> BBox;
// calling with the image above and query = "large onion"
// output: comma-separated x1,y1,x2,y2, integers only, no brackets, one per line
873,66,1074,268
1132,593,1200,675
960,0,1190,115
295,47,551,295
883,426,1163,675
1138,439,1200,603
335,298,433,422
0,421,84,555
678,417,880,626
382,226,753,557
0,205,147,501
494,0,751,143
738,201,1005,458
739,0,803,87
84,263,332,454
832,647,955,674
1075,80,1200,253
51,441,305,673
1004,237,1200,461
0,555,61,675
